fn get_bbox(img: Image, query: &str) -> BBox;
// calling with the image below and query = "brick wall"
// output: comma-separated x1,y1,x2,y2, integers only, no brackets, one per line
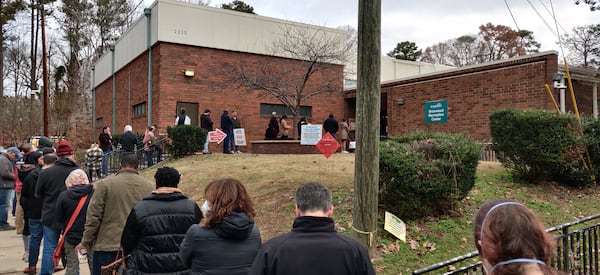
346,53,564,141
95,43,345,151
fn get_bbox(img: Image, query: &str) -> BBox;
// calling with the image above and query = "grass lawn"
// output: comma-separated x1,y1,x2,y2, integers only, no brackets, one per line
139,154,600,274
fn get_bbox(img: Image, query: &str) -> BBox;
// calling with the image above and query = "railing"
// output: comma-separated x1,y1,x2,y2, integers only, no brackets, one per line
479,142,498,162
413,213,600,275
83,138,170,182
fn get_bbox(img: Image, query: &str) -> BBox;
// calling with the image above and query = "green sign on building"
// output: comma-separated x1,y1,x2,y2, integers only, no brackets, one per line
425,99,448,124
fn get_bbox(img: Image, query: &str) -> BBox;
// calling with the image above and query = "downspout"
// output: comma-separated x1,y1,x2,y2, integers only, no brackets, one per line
92,66,96,142
145,8,152,127
110,44,116,132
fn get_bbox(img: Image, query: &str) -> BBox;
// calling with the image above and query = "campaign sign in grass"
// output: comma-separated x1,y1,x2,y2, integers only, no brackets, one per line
301,124,323,145
425,99,448,124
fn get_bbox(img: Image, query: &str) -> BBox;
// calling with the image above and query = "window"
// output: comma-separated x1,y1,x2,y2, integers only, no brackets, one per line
96,117,103,128
260,103,312,117
133,102,146,117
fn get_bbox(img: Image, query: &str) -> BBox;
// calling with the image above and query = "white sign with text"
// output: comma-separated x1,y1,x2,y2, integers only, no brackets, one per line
301,125,323,145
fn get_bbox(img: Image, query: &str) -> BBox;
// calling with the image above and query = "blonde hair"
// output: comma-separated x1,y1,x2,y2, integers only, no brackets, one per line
65,169,90,188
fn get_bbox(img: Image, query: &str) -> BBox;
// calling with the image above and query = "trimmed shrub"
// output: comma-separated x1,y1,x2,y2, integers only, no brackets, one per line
489,109,590,185
166,125,207,158
379,131,480,219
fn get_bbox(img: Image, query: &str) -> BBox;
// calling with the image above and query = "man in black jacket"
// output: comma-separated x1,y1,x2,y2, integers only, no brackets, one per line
119,125,138,154
121,167,202,274
323,113,339,139
200,109,213,154
249,182,375,275
35,140,79,275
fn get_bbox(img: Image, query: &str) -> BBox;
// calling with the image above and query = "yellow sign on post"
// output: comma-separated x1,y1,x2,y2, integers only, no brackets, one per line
384,211,406,242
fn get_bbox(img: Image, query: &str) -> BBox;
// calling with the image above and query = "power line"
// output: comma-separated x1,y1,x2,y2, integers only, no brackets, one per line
504,0,521,32
525,0,558,38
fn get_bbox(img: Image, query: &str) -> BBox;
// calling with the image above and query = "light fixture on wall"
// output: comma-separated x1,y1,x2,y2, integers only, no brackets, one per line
182,69,195,77
394,98,404,105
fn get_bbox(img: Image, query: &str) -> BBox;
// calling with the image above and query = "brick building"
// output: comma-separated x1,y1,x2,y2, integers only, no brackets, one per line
92,0,345,152
344,52,599,141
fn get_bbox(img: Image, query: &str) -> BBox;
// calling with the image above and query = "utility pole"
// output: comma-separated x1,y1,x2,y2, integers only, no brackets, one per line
41,0,49,136
353,0,381,255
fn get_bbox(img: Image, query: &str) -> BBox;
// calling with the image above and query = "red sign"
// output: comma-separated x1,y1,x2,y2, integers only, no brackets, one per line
208,129,227,144
316,132,340,159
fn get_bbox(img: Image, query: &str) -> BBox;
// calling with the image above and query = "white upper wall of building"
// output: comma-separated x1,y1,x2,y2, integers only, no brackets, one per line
92,0,346,88
380,56,454,82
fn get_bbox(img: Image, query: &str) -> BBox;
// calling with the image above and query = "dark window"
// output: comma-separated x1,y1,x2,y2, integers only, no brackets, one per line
260,103,312,117
133,102,146,117
96,117,103,128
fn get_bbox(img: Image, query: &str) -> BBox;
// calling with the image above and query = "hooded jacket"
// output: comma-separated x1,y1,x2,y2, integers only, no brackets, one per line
180,212,262,275
21,167,43,219
56,184,94,245
35,157,79,229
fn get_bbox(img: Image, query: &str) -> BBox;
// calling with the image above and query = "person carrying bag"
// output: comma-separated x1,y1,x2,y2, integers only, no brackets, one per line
53,194,88,271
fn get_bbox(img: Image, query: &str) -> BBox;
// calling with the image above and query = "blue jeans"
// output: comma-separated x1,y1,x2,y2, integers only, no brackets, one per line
203,135,210,153
41,226,60,275
12,190,16,217
145,150,154,167
0,188,11,226
28,219,43,267
223,129,233,153
91,251,118,275
102,151,110,176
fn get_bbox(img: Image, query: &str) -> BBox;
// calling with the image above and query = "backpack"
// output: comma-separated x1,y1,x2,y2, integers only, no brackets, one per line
177,114,186,126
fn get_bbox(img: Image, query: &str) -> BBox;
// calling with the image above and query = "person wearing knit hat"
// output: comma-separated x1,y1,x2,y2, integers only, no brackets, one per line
35,139,79,275
56,169,93,274
56,140,74,157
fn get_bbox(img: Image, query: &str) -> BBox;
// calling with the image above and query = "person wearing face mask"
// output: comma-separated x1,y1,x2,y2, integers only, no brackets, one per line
180,178,261,274
473,199,559,275
121,167,202,274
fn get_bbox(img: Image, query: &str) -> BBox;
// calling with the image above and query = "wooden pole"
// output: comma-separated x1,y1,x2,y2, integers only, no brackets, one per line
41,0,49,136
353,0,381,254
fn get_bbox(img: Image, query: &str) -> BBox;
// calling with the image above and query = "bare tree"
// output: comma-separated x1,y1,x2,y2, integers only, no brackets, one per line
230,25,352,136
562,24,600,68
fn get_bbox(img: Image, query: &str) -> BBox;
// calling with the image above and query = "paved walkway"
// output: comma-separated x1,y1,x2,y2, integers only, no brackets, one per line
0,217,90,275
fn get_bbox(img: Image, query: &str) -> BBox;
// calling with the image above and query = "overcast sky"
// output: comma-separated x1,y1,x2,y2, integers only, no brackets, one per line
149,0,598,57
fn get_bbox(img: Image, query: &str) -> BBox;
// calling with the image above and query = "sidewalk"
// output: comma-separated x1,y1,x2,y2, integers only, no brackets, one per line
0,218,89,275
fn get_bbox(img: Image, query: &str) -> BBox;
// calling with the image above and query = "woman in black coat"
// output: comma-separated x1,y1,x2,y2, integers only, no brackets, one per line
180,178,261,275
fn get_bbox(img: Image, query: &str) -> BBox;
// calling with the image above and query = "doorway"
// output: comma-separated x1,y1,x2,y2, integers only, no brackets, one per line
175,102,199,126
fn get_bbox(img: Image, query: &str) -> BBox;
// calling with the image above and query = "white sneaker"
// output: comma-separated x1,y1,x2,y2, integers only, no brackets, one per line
341,150,349,153
236,151,241,154
22,252,28,261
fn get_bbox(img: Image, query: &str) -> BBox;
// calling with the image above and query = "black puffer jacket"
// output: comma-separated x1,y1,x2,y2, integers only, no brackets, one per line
21,168,43,219
180,212,262,275
56,184,94,245
121,192,202,275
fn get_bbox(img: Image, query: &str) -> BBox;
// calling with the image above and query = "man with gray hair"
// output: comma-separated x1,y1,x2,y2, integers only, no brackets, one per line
249,182,375,275
118,125,138,154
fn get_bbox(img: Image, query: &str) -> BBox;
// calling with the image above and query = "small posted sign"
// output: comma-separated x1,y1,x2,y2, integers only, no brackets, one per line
233,128,247,146
301,125,323,145
384,211,406,242
425,99,448,124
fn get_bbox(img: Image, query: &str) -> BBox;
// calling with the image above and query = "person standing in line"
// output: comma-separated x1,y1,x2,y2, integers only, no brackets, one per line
152,124,164,163
75,153,153,275
265,112,279,140
297,117,308,140
22,153,56,274
98,126,112,177
323,113,339,139
339,118,350,153
119,125,138,154
35,140,79,275
200,109,213,155
121,167,202,274
85,143,103,182
175,108,192,126
56,169,94,275
249,182,375,275
142,126,157,167
221,110,234,154
473,199,560,275
16,149,42,262
180,178,261,274
279,115,292,140
0,149,16,231
231,111,242,153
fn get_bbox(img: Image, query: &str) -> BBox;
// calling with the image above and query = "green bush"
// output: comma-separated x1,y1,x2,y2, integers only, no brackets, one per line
489,109,590,185
166,125,207,158
583,116,600,181
379,131,480,220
